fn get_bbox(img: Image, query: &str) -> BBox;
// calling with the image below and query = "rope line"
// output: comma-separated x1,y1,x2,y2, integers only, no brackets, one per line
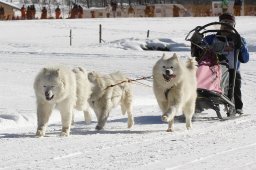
104,76,153,90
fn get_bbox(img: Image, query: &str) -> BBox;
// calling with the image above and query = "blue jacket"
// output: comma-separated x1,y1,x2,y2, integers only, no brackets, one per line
204,34,249,70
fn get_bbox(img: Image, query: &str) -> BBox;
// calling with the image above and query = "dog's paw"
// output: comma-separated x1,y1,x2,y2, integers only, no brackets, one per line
127,116,134,128
161,114,170,122
166,128,174,132
60,132,69,137
127,120,134,129
35,130,45,137
95,125,103,131
60,127,70,137
186,126,192,130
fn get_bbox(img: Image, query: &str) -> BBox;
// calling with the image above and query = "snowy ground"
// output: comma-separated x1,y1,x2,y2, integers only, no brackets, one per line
0,17,256,170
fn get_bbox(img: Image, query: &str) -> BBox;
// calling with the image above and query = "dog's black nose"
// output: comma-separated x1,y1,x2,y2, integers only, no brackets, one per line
45,90,54,100
165,70,170,75
45,91,50,97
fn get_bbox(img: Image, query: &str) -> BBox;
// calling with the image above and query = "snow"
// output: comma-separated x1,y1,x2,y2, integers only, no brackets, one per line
0,17,256,169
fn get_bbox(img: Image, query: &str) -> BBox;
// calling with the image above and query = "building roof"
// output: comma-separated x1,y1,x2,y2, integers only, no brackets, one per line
0,0,21,10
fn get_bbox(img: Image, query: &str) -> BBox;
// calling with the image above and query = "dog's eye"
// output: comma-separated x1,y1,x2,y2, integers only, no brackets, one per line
170,66,174,69
163,66,166,69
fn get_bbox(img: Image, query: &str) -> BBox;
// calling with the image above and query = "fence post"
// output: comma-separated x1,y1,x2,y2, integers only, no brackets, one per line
147,30,150,38
70,29,72,46
99,24,102,43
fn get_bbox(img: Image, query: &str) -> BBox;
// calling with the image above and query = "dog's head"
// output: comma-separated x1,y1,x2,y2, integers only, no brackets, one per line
35,67,65,102
153,53,181,83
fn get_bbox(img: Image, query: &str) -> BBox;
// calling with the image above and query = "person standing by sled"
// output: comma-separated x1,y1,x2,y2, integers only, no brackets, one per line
221,0,229,13
194,13,249,115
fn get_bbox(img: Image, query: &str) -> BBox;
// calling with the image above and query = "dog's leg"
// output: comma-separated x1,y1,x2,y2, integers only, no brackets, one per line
123,90,134,128
71,112,75,125
95,113,109,130
161,106,177,122
183,101,195,130
95,107,110,130
58,102,73,137
36,102,53,137
59,111,72,137
121,103,126,115
83,110,92,124
158,100,169,115
127,112,134,128
126,105,134,128
162,106,180,132
167,119,174,132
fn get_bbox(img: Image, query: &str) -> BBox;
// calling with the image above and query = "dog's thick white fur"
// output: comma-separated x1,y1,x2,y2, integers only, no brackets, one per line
34,66,91,137
153,53,197,132
72,67,92,124
88,71,134,130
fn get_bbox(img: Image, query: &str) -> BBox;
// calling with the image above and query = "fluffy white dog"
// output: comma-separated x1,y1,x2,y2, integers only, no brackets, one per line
34,66,91,137
72,67,92,124
153,53,197,132
88,71,134,130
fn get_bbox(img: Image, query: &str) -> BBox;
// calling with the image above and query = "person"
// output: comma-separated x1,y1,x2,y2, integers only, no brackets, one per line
30,4,36,19
144,5,150,17
173,5,180,17
41,6,47,19
21,5,26,19
0,6,5,20
193,13,249,115
70,4,78,18
26,6,32,19
55,6,61,19
233,0,242,16
110,0,117,17
221,0,229,13
127,5,135,17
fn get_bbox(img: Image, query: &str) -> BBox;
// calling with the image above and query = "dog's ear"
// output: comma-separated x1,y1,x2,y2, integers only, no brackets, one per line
88,71,96,81
161,53,171,60
172,53,179,61
78,67,84,72
43,68,48,74
55,69,60,77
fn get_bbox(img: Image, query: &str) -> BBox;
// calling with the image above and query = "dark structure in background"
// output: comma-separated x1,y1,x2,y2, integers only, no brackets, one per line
80,0,255,16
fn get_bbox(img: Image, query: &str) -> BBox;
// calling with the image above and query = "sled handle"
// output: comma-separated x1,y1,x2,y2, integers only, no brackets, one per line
186,22,242,49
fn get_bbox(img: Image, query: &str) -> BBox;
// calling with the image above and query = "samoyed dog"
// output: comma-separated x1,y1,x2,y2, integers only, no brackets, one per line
34,66,91,137
153,53,197,132
72,67,92,125
88,71,134,130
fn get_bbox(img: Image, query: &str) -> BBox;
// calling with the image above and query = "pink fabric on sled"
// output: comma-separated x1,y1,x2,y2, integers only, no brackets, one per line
196,51,223,94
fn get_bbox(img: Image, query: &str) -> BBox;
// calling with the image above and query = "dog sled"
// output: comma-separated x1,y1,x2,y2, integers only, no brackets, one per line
185,22,242,119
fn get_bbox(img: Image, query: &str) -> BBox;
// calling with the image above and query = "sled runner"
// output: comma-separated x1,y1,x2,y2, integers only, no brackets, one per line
185,22,242,119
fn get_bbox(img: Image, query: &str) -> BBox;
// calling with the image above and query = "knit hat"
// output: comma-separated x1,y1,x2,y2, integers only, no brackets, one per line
219,13,236,27
219,13,235,22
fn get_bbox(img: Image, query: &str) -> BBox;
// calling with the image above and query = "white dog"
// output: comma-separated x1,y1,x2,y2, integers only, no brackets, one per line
153,53,197,132
34,66,91,137
88,71,134,130
72,67,92,124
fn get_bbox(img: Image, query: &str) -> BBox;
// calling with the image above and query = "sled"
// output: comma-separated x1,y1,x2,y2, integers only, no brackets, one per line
185,22,242,119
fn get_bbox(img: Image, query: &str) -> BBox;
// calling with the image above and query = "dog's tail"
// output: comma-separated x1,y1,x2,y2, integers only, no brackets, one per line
186,57,198,70
72,67,85,73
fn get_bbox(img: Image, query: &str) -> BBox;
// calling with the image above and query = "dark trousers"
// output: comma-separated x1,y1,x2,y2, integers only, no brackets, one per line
234,71,243,110
229,70,243,110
